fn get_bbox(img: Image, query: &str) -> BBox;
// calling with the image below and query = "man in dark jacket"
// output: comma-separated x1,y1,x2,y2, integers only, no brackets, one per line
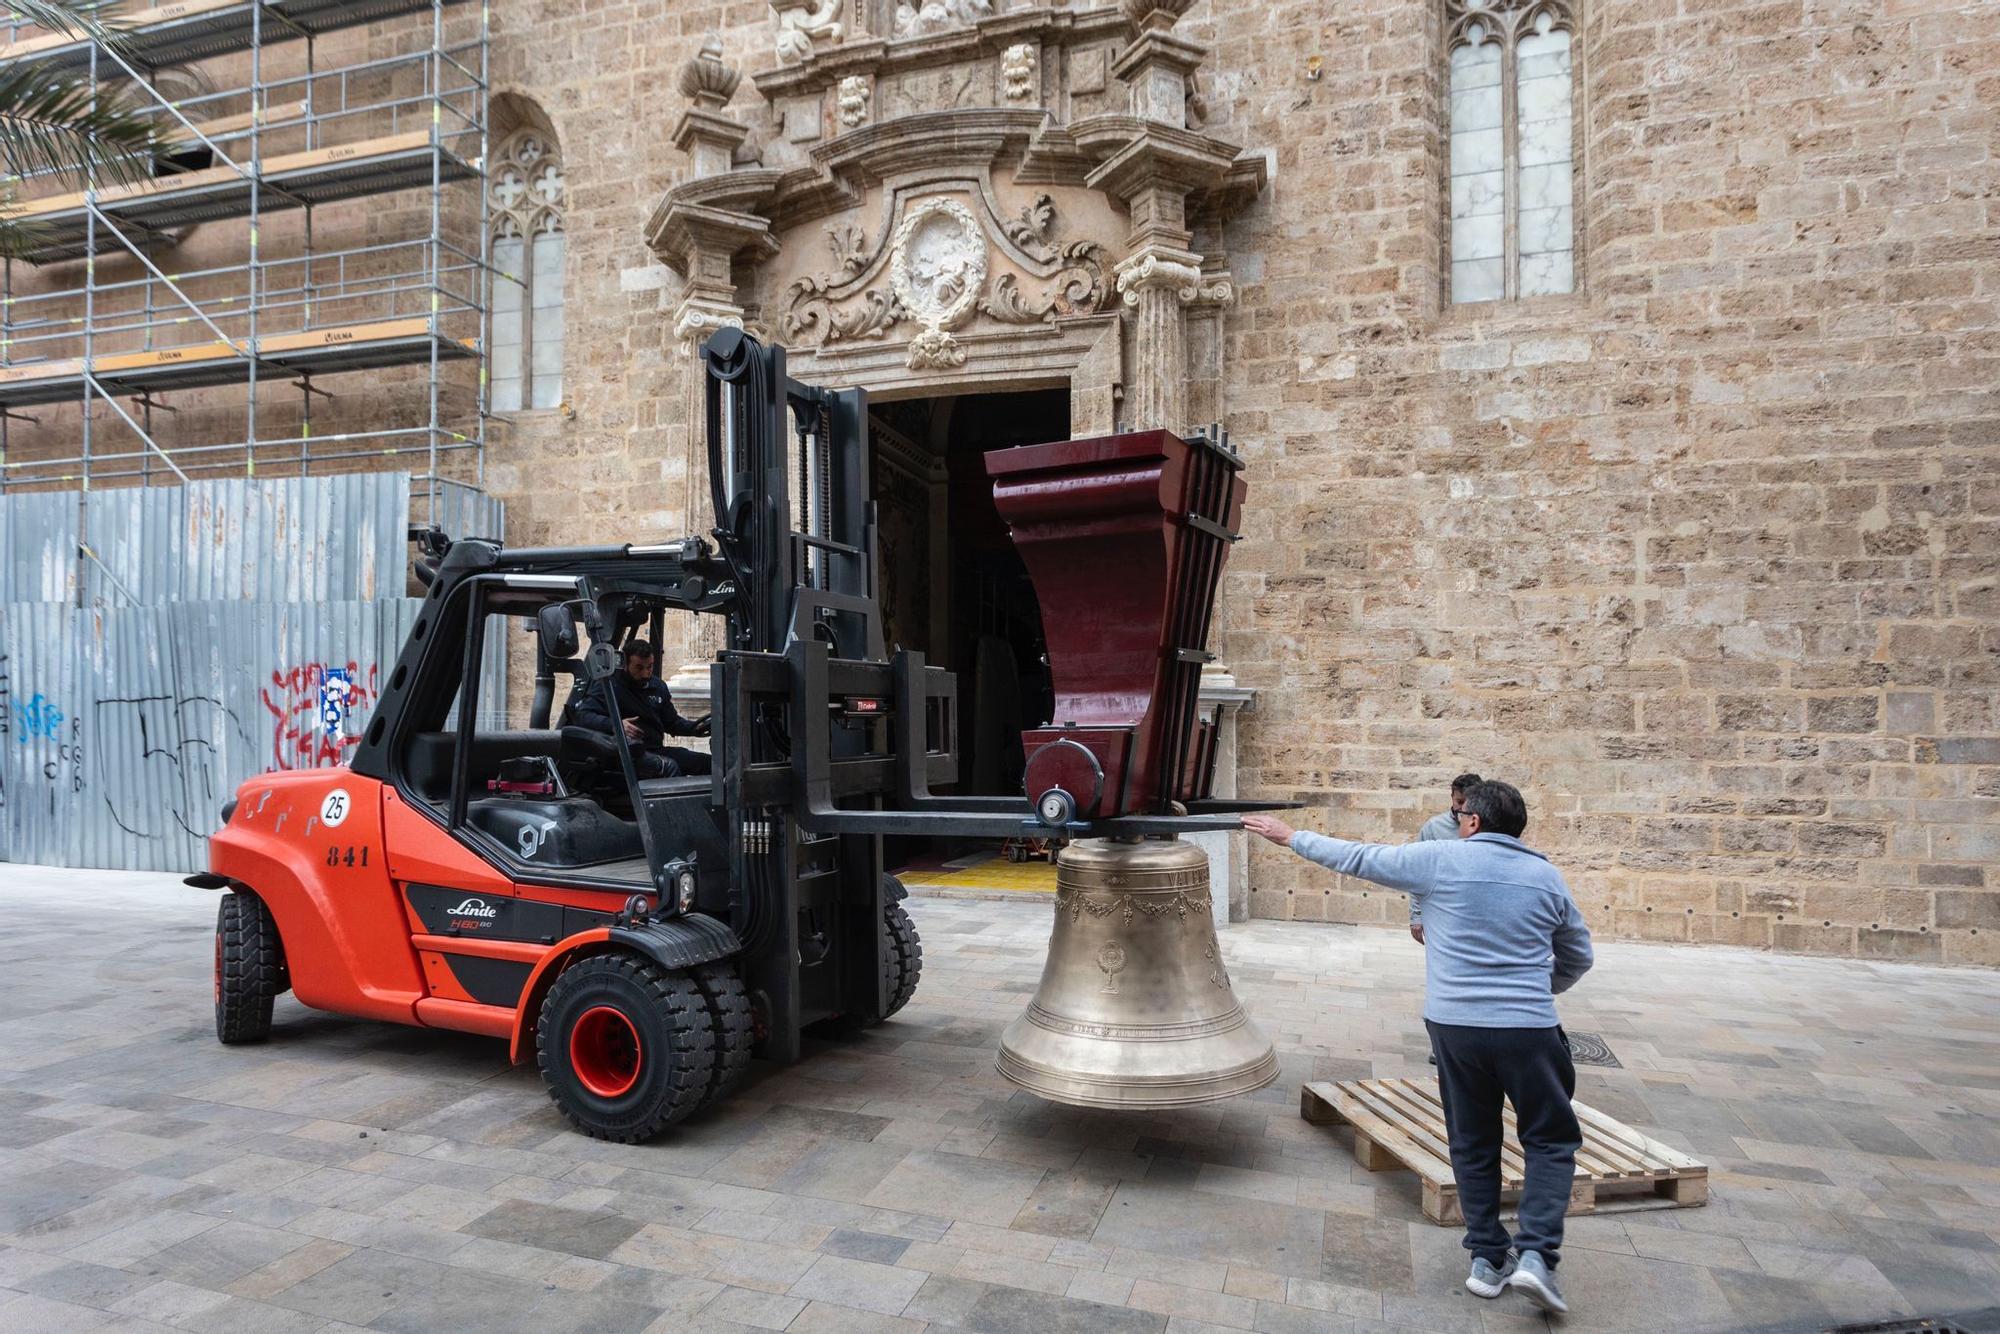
568,639,712,777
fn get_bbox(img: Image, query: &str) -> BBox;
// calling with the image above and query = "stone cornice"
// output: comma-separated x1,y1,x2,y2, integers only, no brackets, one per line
645,194,782,272
1076,118,1241,200
649,111,1267,267
809,106,1049,188
1191,150,1270,227
754,6,1130,100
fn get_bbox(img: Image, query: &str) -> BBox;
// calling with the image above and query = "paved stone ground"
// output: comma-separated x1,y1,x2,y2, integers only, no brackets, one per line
2,868,1998,1334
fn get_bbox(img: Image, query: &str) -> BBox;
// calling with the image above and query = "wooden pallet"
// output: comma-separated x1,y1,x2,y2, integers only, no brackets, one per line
1301,1077,1707,1226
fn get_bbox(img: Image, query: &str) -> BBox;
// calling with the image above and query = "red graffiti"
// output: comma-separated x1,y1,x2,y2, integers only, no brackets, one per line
260,661,379,770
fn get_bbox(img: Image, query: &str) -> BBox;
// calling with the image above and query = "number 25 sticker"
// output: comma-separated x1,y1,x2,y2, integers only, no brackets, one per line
320,788,352,829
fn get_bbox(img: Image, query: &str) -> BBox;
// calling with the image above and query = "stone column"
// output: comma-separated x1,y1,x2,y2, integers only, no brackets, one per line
1114,246,1200,432
1094,2,1218,434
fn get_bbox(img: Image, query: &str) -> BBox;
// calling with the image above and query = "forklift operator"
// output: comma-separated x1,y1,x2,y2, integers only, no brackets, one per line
570,640,714,778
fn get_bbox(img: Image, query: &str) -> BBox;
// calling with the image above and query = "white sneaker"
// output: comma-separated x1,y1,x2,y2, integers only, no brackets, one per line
1464,1253,1516,1298
1507,1249,1568,1314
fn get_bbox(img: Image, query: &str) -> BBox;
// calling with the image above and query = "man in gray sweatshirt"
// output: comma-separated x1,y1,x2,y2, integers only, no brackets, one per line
1408,771,1483,943
1243,780,1593,1314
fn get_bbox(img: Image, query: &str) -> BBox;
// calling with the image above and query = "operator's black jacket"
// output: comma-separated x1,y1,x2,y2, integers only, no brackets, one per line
567,672,701,745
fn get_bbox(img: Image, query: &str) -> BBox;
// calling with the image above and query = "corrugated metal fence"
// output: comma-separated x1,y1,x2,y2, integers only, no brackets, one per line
0,475,505,872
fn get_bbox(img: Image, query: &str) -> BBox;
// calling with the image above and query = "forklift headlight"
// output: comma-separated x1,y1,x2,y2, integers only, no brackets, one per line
676,868,697,912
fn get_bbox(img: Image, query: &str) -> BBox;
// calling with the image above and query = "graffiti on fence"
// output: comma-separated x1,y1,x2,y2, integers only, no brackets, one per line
1,656,83,821
261,661,379,770
18,692,64,743
94,695,257,840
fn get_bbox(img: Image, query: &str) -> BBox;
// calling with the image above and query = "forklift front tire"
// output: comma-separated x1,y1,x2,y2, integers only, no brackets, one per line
693,962,754,1108
882,898,923,1020
215,890,283,1045
537,953,715,1142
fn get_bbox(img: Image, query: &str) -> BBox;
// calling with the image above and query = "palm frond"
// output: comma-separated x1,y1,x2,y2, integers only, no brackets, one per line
0,213,59,259
0,61,168,191
4,0,132,50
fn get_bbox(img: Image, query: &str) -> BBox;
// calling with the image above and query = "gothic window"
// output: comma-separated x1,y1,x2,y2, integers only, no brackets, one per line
1447,1,1577,304
489,128,566,411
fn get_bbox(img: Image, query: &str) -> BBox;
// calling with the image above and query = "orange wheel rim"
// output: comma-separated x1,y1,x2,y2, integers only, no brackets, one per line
569,1005,642,1098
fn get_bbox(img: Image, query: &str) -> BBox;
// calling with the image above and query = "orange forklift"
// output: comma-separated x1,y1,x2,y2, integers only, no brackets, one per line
193,330,1253,1140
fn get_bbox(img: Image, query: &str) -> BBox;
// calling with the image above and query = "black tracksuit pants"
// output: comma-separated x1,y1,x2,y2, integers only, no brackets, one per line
1425,1020,1581,1268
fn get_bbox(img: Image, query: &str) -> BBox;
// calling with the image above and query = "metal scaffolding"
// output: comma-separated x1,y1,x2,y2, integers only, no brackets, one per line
0,0,490,525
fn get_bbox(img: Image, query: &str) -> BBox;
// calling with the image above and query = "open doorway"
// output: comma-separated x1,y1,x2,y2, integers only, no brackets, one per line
871,387,1068,883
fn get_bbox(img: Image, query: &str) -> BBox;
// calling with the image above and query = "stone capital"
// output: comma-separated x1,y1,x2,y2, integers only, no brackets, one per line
673,296,746,355
1114,245,1204,306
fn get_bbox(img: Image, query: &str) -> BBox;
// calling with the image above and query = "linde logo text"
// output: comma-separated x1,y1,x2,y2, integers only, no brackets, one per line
446,898,499,919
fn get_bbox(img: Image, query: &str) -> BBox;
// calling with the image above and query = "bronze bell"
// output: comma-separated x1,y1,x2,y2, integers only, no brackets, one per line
997,836,1280,1108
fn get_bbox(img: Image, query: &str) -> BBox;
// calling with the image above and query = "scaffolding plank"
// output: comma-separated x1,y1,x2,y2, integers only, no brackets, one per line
0,317,477,406
0,0,239,64
2,132,477,262
0,0,472,72
7,131,441,219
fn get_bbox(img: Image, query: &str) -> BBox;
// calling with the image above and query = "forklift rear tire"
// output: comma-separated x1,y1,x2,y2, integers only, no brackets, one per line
692,961,754,1108
215,890,282,1045
537,953,715,1142
882,900,923,1020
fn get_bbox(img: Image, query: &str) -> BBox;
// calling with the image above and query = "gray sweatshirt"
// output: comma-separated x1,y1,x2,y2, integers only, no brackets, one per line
1289,829,1594,1027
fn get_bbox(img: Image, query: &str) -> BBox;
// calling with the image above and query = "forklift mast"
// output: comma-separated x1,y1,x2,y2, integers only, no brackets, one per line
702,328,882,663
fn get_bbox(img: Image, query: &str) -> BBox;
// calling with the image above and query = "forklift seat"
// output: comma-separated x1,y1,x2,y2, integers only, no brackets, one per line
405,730,562,803
558,726,714,813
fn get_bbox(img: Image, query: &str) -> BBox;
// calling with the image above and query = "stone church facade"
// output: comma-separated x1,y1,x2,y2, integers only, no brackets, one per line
12,0,1996,961
504,0,1992,966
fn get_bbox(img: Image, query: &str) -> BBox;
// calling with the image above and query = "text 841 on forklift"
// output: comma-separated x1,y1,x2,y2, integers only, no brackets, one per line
195,330,1252,1140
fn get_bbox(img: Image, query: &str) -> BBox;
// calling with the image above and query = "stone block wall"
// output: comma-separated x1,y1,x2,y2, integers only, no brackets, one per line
1194,0,1998,964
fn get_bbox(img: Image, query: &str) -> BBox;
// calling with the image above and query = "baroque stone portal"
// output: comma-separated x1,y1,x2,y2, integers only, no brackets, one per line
650,1,1267,421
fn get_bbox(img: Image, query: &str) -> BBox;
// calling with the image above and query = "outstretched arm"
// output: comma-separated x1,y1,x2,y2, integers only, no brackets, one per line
1241,815,1444,898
